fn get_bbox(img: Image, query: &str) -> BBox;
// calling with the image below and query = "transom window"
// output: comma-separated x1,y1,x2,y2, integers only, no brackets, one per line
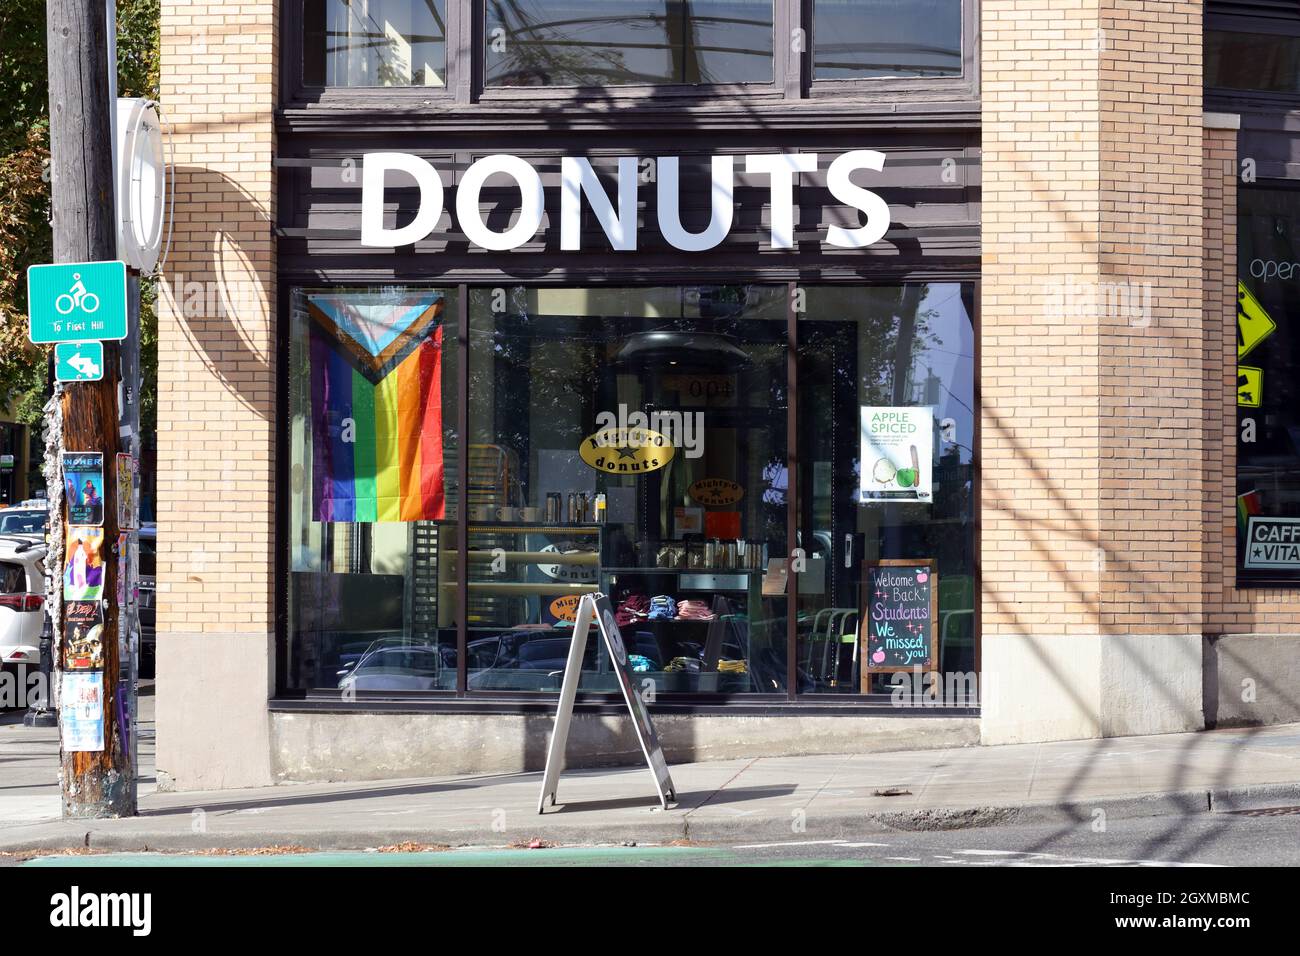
485,1,775,87
294,0,973,95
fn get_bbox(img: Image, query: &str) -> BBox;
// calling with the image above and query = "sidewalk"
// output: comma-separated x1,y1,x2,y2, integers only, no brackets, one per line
2,707,1299,851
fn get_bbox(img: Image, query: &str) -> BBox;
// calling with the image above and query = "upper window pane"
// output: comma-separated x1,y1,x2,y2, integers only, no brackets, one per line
484,1,774,88
814,0,961,80
304,0,447,88
1206,30,1300,94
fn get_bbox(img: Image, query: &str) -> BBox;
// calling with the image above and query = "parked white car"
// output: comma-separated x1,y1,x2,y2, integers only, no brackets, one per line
0,533,47,676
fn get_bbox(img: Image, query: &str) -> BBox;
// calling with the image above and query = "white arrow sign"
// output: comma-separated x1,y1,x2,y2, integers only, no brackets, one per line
68,353,101,378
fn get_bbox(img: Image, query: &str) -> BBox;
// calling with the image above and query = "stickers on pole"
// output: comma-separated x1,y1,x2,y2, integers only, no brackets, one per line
859,406,933,503
1237,281,1277,361
63,452,105,526
115,532,139,610
60,672,105,752
64,526,106,602
116,454,139,529
54,341,104,382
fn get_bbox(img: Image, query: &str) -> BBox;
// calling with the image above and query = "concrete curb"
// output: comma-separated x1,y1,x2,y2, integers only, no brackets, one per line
4,782,1298,854
1208,781,1300,813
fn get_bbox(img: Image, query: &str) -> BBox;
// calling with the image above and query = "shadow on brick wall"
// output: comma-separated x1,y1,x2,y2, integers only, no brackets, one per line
159,164,276,424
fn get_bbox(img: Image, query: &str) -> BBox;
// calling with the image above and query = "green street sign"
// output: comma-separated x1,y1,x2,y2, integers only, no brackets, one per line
54,341,105,382
27,260,128,344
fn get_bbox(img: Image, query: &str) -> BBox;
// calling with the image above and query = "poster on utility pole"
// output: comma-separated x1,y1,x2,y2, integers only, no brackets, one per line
64,525,106,602
859,407,933,504
63,451,105,525
60,672,105,752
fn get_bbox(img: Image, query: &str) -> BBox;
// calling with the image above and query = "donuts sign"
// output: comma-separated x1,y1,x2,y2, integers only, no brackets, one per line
360,151,892,253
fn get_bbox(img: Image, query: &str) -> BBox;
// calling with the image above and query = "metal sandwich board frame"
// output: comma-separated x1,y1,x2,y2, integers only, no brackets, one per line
538,592,677,813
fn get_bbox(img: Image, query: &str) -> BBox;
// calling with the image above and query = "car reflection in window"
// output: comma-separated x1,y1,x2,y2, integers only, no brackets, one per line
337,645,452,693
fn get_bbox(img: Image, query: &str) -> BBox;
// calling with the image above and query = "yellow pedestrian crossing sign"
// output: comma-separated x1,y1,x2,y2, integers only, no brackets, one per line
1238,366,1263,408
1238,281,1277,361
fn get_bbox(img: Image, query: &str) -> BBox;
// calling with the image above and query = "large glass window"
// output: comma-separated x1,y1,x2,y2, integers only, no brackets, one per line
303,0,447,87
814,0,962,80
484,1,774,87
284,283,979,700
466,286,789,693
796,284,976,694
286,287,460,693
1237,186,1300,585
1206,30,1300,94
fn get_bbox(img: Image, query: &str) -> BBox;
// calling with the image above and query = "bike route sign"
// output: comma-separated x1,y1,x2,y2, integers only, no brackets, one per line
27,261,128,344
54,342,105,383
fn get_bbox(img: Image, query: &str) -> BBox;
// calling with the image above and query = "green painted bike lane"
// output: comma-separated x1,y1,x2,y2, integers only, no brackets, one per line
21,846,889,867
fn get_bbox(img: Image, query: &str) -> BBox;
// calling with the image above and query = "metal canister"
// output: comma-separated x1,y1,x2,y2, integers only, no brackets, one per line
566,492,578,523
724,540,737,569
545,493,561,524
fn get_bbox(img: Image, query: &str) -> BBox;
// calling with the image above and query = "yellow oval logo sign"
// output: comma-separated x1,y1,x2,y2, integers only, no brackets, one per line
579,427,675,475
689,478,744,506
549,595,582,623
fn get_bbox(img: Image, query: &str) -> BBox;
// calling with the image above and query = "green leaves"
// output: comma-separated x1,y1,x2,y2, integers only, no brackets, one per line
0,0,159,425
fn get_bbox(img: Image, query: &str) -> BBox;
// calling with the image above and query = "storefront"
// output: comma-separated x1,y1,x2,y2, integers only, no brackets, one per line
274,1,980,723
152,1,1295,790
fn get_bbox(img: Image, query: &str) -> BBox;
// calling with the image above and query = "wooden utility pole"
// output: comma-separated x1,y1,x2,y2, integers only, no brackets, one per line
46,0,135,817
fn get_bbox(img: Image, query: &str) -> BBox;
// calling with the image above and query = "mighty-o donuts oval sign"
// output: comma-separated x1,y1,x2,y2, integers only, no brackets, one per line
689,478,744,506
580,426,675,475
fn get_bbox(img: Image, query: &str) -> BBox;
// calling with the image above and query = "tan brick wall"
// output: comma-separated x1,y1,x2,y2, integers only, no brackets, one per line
1097,3,1203,633
1202,126,1235,628
982,1,1204,637
156,0,278,636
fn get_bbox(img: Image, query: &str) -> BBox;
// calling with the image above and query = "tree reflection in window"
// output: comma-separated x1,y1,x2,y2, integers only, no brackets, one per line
814,0,961,80
485,0,774,87
304,0,447,87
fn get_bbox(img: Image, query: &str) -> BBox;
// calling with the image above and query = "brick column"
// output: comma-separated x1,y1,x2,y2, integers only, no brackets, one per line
155,0,278,789
981,1,1206,742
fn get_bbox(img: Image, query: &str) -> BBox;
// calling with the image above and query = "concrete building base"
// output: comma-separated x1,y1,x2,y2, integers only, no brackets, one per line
1205,634,1300,728
980,633,1204,745
155,632,274,792
266,711,979,785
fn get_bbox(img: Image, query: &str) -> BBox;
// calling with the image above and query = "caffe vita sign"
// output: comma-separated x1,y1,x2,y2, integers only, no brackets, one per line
360,151,892,253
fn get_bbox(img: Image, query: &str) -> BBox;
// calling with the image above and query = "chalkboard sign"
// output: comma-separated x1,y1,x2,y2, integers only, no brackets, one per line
860,559,938,685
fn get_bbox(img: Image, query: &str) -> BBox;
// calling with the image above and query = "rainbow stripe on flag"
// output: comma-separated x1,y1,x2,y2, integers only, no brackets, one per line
1238,489,1262,535
307,293,446,523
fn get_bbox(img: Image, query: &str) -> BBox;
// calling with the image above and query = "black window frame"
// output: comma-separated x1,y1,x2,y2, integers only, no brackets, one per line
285,0,473,105
1234,178,1300,588
1206,10,1300,108
806,0,976,102
281,0,980,109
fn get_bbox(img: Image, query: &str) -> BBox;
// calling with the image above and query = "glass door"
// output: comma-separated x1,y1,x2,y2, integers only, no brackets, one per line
795,283,977,698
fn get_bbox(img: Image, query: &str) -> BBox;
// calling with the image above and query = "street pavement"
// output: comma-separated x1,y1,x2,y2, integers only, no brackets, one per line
3,690,1300,858
12,813,1300,867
